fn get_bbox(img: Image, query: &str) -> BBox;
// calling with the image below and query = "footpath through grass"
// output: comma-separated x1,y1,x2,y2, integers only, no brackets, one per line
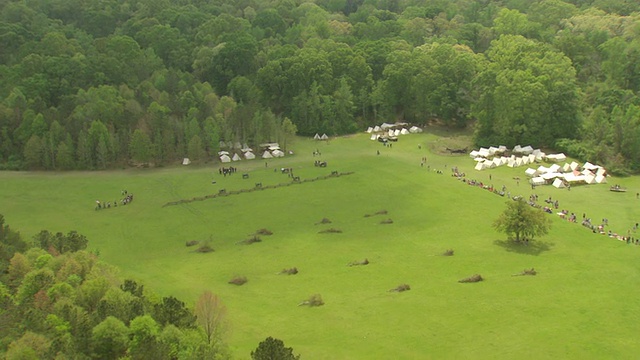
2,128,640,359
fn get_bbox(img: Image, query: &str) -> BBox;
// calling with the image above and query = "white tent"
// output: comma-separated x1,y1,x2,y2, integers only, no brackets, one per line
373,126,381,132
513,145,523,153
529,154,537,163
219,140,227,148
381,122,394,130
541,172,563,180
393,129,400,136
521,145,534,154
470,150,480,158
498,145,507,153
595,174,607,184
515,158,523,167
584,162,598,171
584,174,596,184
486,160,497,169
547,153,567,162
220,155,231,163
537,165,549,174
596,167,607,176
531,177,546,185
262,151,273,159
314,133,321,140
409,126,422,133
562,163,572,172
218,151,230,156
507,159,516,167
474,162,486,171
564,173,584,183
478,148,490,157
525,168,537,177
272,150,285,158
241,147,253,153
549,164,562,173
243,143,249,149
366,127,373,133
182,158,190,165
488,146,499,155
400,128,410,135
244,151,255,160
234,142,242,149
321,134,329,140
570,161,579,171
268,145,280,151
232,153,241,161
474,157,485,162
552,178,566,188
522,156,530,165
370,134,378,141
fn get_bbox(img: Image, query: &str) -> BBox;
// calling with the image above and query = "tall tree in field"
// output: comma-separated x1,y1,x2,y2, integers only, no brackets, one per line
493,199,551,243
194,291,226,345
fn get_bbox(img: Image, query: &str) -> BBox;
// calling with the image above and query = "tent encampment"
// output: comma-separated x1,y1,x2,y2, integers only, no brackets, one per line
220,155,231,163
262,151,273,159
552,178,565,188
182,158,190,165
232,153,241,161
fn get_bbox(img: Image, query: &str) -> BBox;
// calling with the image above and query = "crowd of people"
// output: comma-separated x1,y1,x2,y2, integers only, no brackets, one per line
95,190,134,210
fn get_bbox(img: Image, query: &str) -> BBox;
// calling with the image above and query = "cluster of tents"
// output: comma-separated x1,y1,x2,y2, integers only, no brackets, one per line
203,142,286,163
313,133,329,140
469,144,609,188
526,161,608,188
471,145,555,170
366,122,423,140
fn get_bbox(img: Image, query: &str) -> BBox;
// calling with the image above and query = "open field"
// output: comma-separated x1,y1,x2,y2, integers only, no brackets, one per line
2,128,640,359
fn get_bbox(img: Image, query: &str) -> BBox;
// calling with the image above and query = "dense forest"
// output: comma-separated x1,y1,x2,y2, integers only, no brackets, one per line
0,214,232,359
1,0,640,172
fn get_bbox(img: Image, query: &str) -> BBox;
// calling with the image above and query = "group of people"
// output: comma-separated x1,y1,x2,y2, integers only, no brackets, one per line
219,167,238,176
95,190,134,210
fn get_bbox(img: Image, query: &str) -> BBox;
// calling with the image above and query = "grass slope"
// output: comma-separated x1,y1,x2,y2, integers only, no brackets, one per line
2,129,640,359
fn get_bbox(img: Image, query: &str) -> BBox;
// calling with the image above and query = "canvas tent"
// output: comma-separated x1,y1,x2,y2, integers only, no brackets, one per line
370,134,378,140
244,151,255,160
400,128,410,135
182,158,190,165
220,154,231,163
552,178,565,188
584,174,596,184
531,177,546,186
373,126,381,132
314,133,321,140
474,162,486,171
595,174,607,184
366,127,373,133
525,168,537,177
409,126,422,133
320,134,329,140
232,153,241,161
272,150,285,157
262,151,273,159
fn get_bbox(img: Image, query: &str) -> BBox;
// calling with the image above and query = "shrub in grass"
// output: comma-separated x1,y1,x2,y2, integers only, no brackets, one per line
389,284,411,292
196,243,214,253
186,240,199,247
348,259,369,266
279,267,298,275
229,276,248,285
458,274,483,283
298,294,324,307
316,218,332,225
237,236,262,245
442,249,454,256
512,268,537,276
375,210,388,215
380,219,393,224
255,228,273,235
318,228,342,234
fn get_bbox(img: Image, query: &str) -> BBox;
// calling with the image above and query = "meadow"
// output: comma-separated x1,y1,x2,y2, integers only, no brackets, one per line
2,128,640,359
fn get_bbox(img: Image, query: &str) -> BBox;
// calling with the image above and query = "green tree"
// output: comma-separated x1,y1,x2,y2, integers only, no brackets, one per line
91,316,129,359
493,199,552,243
251,336,300,360
187,135,205,161
23,134,43,169
129,129,153,165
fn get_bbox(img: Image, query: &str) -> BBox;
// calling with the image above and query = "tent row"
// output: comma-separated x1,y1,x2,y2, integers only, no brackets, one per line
313,133,329,140
474,154,540,170
369,126,421,140
530,172,607,187
366,124,422,134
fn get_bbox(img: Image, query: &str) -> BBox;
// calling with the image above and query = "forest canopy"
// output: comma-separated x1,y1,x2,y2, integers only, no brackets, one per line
1,0,640,172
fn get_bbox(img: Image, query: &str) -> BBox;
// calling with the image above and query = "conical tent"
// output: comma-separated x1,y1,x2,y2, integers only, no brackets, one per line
474,162,486,171
400,128,410,135
272,150,285,157
370,134,378,140
262,151,273,159
220,155,231,163
373,126,381,132
320,134,329,140
552,178,565,188
182,158,190,165
366,127,373,133
584,174,596,184
314,133,321,140
232,153,241,161
595,174,607,183
244,151,255,160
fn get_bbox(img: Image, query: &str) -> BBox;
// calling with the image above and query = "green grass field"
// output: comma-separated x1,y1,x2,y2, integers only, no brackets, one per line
2,128,640,359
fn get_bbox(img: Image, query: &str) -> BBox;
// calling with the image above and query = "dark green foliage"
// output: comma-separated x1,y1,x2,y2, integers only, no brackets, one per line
0,214,28,275
251,336,300,360
153,296,196,328
33,230,88,254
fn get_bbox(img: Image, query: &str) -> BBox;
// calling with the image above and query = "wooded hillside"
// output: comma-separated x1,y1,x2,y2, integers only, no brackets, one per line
1,0,640,172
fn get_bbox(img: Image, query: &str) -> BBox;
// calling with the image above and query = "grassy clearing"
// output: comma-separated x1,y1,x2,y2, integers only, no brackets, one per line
2,128,640,359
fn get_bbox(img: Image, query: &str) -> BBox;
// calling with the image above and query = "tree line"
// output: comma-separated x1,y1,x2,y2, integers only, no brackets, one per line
1,0,640,172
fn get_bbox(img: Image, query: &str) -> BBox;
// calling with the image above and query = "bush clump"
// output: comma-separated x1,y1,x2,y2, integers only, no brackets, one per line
458,274,483,283
237,235,262,245
318,228,342,234
389,284,411,292
442,249,454,256
255,228,273,235
379,219,393,224
315,218,332,225
279,267,299,275
196,243,214,253
228,276,248,285
186,240,199,247
512,268,537,276
348,259,369,267
298,294,324,307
